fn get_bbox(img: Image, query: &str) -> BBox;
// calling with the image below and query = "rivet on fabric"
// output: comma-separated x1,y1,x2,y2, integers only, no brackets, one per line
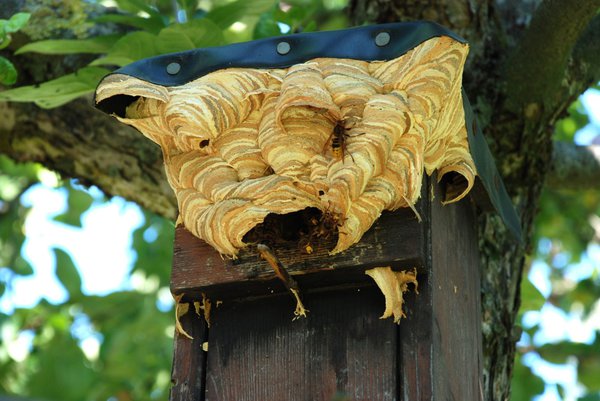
375,32,391,47
166,62,181,75
277,41,291,55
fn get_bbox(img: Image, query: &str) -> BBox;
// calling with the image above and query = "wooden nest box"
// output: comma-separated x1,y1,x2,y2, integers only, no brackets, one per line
96,22,521,401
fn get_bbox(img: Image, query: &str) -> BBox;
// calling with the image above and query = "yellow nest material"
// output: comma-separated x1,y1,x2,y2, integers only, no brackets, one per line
365,267,418,324
96,36,476,257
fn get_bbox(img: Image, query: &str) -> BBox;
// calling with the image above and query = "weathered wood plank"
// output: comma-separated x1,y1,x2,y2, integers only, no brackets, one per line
170,307,209,401
397,284,434,400
430,181,483,400
205,286,397,401
397,183,433,401
396,178,482,401
171,204,426,300
168,177,483,401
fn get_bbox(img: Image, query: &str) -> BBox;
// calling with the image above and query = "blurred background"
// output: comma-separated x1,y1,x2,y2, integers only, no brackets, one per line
0,1,599,400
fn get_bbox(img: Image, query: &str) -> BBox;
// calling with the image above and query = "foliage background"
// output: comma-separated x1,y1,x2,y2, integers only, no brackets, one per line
0,1,598,400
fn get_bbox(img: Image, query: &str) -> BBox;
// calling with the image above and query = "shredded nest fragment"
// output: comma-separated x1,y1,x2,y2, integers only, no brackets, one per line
96,36,476,257
174,294,193,339
195,293,211,327
365,267,418,324
175,293,212,339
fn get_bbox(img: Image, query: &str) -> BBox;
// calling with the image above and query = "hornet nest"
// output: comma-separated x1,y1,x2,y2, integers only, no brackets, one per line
95,36,476,258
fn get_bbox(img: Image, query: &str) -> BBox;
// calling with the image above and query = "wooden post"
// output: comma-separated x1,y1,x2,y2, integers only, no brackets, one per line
169,177,482,401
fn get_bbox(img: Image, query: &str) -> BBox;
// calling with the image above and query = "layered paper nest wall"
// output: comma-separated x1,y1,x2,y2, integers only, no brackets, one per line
96,36,476,257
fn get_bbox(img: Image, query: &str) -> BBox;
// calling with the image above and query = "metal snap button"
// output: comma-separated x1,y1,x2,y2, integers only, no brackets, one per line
375,31,391,47
166,62,181,75
277,41,291,55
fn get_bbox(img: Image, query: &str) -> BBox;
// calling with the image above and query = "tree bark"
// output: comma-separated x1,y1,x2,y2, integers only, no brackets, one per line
0,99,176,218
548,143,600,190
2,1,600,400
348,1,600,401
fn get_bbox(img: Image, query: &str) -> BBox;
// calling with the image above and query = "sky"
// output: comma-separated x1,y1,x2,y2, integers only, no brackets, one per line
0,88,599,399
0,185,143,313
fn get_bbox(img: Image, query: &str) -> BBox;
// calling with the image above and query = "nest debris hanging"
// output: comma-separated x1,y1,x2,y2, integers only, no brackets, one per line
95,36,476,258
365,267,418,324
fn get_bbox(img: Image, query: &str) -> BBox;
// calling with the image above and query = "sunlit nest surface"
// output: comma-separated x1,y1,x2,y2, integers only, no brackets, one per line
96,36,476,258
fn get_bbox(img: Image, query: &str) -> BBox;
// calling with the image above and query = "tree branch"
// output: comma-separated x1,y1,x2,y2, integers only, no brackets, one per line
547,142,600,190
569,13,600,94
504,0,600,113
0,99,177,218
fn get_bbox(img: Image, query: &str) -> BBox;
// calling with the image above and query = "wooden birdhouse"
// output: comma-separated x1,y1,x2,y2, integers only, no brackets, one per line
95,21,521,401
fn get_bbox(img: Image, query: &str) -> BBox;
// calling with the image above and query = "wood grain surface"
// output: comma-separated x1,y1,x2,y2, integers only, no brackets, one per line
169,178,483,401
170,306,209,400
430,180,483,401
205,286,397,401
171,204,426,301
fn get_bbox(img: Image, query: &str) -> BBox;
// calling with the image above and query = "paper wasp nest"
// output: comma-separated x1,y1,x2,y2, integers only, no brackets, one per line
96,36,476,257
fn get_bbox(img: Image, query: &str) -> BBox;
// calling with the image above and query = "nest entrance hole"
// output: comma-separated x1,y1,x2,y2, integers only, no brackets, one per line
97,95,139,117
439,172,469,203
243,207,340,254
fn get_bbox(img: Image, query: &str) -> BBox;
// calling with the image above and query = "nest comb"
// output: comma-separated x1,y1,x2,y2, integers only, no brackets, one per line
95,22,521,258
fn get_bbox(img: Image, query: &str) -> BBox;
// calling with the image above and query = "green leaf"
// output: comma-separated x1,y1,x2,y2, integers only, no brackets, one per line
206,0,277,29
302,20,318,33
274,4,311,30
80,292,146,333
90,32,159,67
53,248,83,299
0,12,29,50
0,32,11,50
54,182,94,227
115,1,169,33
579,353,600,392
578,393,600,401
4,13,31,33
553,100,589,142
284,0,317,6
534,187,599,263
563,278,600,317
510,354,545,401
115,0,165,19
92,14,166,34
0,56,17,85
0,66,110,108
0,153,40,186
27,333,96,401
253,12,282,39
319,14,350,31
178,0,202,21
520,277,546,313
16,35,120,55
156,18,224,54
12,256,34,276
538,339,600,364
131,211,174,287
0,162,32,275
